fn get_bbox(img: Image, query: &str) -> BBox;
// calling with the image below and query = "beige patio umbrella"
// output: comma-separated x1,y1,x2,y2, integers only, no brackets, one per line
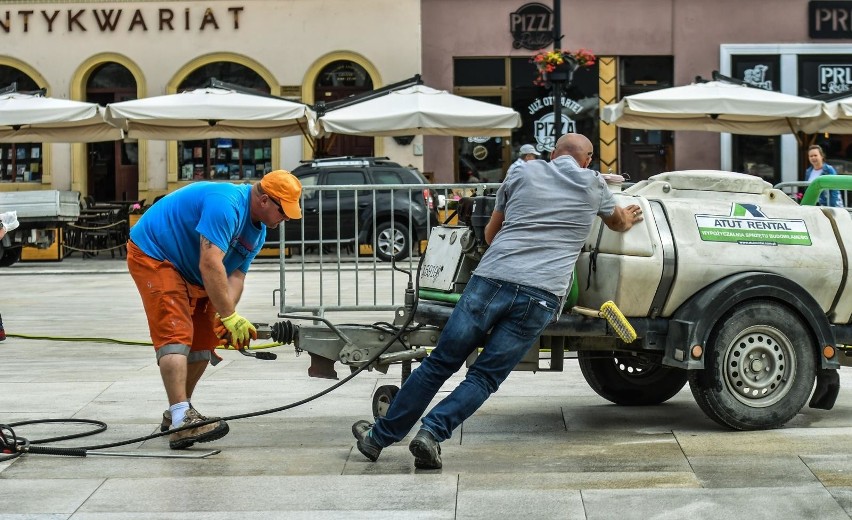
0,90,120,143
601,80,831,135
104,86,317,140
317,84,521,137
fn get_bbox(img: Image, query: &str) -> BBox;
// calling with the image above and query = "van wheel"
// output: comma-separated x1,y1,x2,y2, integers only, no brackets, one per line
688,301,816,430
375,222,410,262
578,351,688,405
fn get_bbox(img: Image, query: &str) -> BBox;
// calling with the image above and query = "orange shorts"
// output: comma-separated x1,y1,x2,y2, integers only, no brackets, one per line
127,241,220,364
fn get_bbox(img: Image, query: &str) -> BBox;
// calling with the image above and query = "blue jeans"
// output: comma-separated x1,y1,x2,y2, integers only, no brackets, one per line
370,275,558,446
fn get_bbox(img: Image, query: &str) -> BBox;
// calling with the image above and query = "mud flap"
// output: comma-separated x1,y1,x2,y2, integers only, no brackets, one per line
809,369,839,410
308,353,339,380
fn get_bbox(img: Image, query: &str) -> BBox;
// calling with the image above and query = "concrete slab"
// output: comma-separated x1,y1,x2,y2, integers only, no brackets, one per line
74,475,458,515
0,478,104,515
5,262,852,518
581,486,851,520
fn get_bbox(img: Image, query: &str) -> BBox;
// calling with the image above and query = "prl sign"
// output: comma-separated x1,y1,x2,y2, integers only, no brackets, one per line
510,2,554,50
809,1,852,38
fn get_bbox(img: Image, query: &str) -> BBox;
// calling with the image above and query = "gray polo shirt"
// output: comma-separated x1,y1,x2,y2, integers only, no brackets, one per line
473,155,616,297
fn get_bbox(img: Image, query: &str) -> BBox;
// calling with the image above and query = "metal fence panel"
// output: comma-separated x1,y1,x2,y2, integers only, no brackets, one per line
275,182,499,316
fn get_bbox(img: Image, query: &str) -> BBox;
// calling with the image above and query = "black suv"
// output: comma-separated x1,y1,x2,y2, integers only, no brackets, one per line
281,157,439,261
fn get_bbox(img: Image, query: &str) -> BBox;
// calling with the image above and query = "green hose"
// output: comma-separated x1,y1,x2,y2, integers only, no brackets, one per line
6,333,281,350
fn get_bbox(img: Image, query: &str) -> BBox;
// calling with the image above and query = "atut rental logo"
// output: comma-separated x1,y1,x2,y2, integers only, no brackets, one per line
818,64,852,93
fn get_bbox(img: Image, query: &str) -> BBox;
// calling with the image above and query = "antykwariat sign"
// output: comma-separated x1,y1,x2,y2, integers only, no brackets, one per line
695,203,812,246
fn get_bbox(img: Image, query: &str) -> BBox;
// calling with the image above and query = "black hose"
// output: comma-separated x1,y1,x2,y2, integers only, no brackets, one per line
5,254,427,458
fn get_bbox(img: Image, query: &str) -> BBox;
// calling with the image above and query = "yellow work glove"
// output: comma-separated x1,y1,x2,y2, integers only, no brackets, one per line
212,318,232,348
218,312,257,350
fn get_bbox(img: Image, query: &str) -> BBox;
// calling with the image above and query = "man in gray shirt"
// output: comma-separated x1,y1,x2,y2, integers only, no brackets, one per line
352,133,643,469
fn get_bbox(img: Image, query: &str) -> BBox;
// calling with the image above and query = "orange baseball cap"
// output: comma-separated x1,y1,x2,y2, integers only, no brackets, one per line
260,170,302,219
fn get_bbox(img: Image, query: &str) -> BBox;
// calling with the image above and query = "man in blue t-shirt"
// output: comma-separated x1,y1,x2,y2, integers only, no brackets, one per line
128,170,301,449
352,134,643,469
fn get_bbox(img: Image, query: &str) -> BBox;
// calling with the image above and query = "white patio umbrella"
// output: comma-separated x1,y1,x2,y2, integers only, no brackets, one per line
601,80,830,135
104,87,317,140
802,96,852,134
317,85,521,137
0,91,120,143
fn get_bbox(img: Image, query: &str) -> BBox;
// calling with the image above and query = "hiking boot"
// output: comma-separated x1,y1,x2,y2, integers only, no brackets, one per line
160,406,220,432
351,420,382,462
409,429,442,469
168,408,229,450
0,314,5,342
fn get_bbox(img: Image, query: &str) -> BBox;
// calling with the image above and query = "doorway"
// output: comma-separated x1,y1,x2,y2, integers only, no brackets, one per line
86,63,138,201
314,61,374,158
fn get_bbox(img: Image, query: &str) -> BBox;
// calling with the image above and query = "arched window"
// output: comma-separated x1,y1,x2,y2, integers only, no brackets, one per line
177,62,272,181
317,61,372,88
0,66,41,183
0,65,39,92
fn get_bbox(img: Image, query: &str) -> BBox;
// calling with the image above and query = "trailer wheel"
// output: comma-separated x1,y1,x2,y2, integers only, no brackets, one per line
578,351,688,405
0,246,20,267
372,385,399,419
688,301,816,430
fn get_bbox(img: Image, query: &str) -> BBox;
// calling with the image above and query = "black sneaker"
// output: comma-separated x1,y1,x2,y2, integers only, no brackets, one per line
409,429,442,469
351,420,382,462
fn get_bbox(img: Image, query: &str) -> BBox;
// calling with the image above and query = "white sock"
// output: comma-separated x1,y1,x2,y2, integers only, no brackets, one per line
169,401,190,428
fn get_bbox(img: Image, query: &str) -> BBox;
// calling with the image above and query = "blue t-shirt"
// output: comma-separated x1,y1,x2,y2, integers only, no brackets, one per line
129,182,266,287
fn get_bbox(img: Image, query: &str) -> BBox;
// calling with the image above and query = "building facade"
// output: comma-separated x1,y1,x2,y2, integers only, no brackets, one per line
4,0,852,198
0,0,421,200
421,0,852,185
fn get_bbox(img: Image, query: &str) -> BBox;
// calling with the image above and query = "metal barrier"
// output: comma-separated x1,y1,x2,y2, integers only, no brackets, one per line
275,182,500,316
774,180,850,207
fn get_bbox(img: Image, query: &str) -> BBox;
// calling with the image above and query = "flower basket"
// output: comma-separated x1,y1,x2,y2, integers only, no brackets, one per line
531,49,596,86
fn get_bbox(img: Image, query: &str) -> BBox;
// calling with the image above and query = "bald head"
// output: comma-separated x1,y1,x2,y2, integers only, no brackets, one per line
552,133,593,168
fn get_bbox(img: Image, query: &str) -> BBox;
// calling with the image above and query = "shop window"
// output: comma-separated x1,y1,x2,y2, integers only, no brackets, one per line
178,138,271,181
177,62,271,181
733,135,780,184
731,56,781,184
0,143,41,183
454,58,505,87
620,56,673,90
509,56,599,165
618,56,674,180
0,67,41,183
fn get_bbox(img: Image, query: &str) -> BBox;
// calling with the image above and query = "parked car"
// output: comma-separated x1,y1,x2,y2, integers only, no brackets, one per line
280,157,440,261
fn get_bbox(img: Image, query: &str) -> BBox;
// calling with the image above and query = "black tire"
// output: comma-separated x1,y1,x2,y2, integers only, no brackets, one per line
0,246,20,267
374,221,410,262
578,351,688,405
688,301,817,430
372,384,399,419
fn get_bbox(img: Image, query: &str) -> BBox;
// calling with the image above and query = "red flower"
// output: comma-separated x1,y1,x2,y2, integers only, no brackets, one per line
530,49,596,86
